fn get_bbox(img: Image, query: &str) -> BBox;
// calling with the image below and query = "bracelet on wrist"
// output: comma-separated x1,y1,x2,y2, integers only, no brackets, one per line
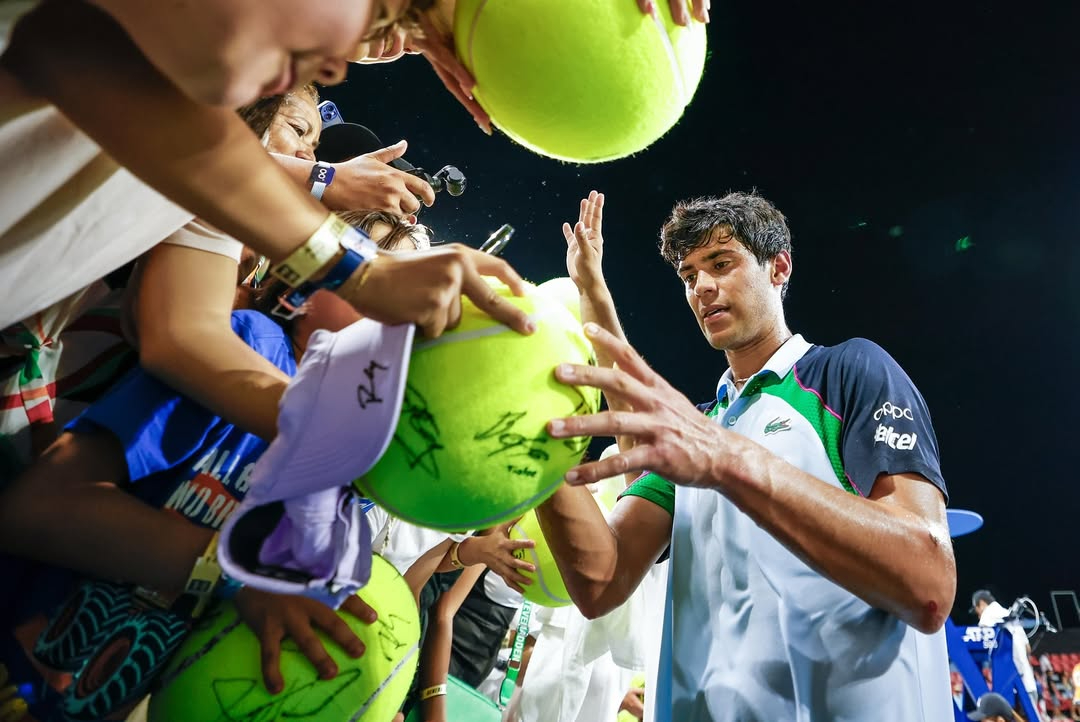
184,532,224,618
449,540,466,569
420,684,448,700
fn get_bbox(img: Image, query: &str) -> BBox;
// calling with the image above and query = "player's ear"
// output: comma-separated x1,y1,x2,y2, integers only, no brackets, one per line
771,250,792,288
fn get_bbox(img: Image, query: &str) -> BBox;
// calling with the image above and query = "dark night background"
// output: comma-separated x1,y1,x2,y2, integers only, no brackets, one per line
324,1,1080,624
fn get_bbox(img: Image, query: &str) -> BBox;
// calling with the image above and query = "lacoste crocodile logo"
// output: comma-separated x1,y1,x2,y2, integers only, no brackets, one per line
764,417,792,436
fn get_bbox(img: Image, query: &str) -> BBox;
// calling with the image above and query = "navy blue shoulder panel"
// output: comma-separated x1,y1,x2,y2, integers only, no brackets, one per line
791,339,947,501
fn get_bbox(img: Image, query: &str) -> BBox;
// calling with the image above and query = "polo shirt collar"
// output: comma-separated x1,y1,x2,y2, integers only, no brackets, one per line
716,333,812,404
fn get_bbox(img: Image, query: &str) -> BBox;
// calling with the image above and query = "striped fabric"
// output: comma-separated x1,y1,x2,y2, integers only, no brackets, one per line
0,282,135,476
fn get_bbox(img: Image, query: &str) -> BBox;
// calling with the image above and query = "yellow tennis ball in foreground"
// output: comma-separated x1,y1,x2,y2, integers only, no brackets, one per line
356,281,599,532
510,509,573,607
454,0,708,162
148,556,419,722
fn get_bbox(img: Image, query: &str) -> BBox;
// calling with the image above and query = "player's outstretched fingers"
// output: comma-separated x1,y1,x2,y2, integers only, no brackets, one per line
549,407,654,443
564,444,653,485
580,323,660,386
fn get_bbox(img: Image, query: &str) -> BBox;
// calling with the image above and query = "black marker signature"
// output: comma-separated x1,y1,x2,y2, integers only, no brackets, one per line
356,360,389,410
392,383,443,478
374,613,413,663
474,411,550,462
211,667,364,721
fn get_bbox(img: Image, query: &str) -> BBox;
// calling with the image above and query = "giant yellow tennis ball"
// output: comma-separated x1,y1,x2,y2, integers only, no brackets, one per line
356,281,598,532
617,673,648,722
510,509,573,607
510,485,610,608
454,0,708,163
148,556,419,722
534,277,582,323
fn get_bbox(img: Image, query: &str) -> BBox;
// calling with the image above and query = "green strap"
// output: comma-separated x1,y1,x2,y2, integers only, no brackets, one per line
498,601,533,708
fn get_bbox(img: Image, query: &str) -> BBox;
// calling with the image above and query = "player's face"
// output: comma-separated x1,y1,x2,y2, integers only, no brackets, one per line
264,93,322,161
678,228,786,351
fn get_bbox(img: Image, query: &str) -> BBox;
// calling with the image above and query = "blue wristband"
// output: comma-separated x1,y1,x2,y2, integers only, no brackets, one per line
273,227,377,319
215,573,243,601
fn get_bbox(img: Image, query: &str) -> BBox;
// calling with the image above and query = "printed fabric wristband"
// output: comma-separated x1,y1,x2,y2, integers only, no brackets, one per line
308,162,336,201
269,213,349,287
184,532,224,618
420,684,448,701
273,224,379,319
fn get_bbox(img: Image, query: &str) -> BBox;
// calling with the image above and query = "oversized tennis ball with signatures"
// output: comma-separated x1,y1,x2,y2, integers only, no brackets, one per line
355,279,599,532
453,0,708,163
148,556,419,722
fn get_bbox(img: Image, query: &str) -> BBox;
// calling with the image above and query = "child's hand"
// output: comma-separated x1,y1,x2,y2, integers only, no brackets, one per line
234,587,377,694
563,190,607,296
459,522,536,594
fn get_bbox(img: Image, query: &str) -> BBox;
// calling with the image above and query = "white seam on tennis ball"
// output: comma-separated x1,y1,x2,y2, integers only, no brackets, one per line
464,0,491,72
648,10,687,105
512,523,573,606
348,641,420,722
411,310,552,352
367,469,567,532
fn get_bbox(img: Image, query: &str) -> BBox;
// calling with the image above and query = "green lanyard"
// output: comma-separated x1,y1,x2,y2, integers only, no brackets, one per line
499,601,533,708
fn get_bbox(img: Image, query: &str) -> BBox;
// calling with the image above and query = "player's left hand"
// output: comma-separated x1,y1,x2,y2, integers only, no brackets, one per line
234,587,377,694
409,13,492,134
546,323,743,488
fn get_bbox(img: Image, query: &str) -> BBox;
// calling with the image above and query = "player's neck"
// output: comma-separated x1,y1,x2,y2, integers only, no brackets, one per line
725,322,792,386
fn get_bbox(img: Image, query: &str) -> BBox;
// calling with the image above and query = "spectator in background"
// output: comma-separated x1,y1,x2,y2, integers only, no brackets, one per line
968,692,1024,721
974,590,1039,710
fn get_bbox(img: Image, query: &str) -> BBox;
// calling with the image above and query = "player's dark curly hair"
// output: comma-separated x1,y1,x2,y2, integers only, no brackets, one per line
659,190,793,298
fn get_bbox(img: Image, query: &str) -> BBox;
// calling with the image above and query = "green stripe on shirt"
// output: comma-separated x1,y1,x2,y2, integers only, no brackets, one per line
619,471,675,516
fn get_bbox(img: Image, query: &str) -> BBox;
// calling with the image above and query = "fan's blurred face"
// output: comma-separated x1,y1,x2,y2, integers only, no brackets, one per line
264,93,322,161
116,0,412,106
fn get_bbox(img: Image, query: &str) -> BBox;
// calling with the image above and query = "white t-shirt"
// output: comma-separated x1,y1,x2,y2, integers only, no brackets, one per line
0,83,192,328
366,504,469,577
483,568,524,610
0,59,241,330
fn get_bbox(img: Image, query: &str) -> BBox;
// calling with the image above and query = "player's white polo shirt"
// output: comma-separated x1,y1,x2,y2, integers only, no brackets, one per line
627,334,953,722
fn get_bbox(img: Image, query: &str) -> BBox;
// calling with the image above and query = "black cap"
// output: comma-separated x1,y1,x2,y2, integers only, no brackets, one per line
970,589,995,613
315,123,415,173
967,692,1015,720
